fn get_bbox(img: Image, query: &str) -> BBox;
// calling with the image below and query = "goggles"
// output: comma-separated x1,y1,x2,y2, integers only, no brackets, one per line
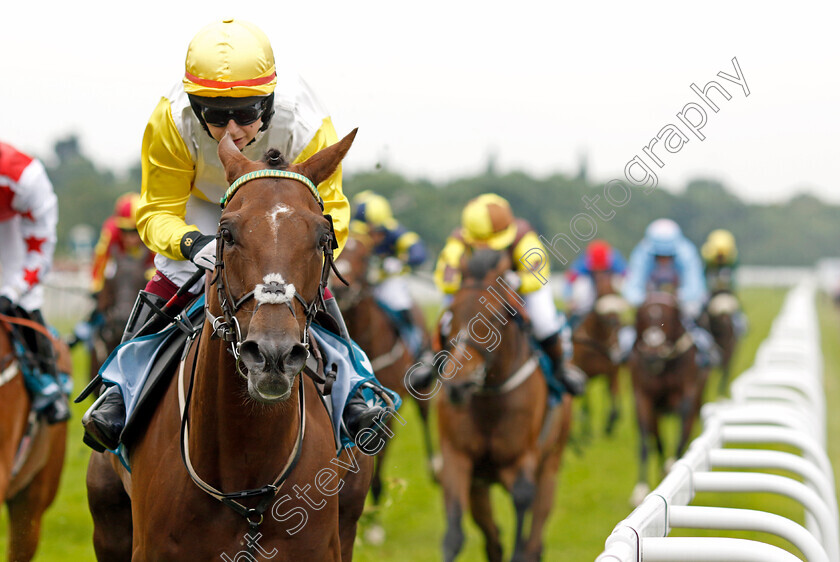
198,99,266,127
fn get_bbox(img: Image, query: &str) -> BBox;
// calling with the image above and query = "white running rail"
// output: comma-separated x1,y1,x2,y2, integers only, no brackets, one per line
596,282,839,561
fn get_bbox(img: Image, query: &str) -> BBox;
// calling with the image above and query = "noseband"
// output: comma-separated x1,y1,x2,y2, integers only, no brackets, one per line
205,168,348,375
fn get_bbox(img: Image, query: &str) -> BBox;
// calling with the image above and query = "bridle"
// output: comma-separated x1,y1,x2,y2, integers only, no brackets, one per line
181,167,348,555
205,168,348,375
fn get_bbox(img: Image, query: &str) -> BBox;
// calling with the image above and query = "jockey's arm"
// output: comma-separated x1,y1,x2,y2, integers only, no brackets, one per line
512,231,552,295
289,117,350,257
676,239,707,315
137,98,198,261
3,160,57,301
90,220,117,293
621,244,652,307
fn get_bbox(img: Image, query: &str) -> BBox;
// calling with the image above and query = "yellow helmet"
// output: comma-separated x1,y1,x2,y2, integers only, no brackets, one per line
352,191,395,229
461,193,517,250
183,19,277,98
702,229,738,263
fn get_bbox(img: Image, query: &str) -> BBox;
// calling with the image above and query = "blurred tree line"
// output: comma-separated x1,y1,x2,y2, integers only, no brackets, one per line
44,136,835,267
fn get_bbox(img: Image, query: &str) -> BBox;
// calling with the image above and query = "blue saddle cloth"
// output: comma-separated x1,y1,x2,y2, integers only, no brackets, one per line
529,340,566,407
98,296,401,465
15,327,73,413
375,299,423,357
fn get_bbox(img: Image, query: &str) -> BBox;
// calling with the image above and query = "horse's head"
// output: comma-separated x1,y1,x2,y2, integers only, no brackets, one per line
442,248,522,403
330,231,373,309
211,129,356,403
634,292,686,365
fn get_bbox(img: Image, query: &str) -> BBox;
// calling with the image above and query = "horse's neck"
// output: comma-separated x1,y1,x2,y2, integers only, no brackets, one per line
187,331,301,480
485,320,530,384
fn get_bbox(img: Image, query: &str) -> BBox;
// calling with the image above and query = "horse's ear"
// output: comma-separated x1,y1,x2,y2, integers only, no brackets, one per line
218,132,251,184
295,128,358,186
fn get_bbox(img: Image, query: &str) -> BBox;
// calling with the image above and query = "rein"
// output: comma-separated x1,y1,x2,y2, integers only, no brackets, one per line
0,314,62,348
181,167,338,551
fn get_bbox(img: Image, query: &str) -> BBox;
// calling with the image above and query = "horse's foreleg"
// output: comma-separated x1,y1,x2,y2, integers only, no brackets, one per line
6,424,66,562
87,452,133,561
632,391,653,506
499,457,538,562
338,452,374,560
440,445,472,562
413,396,439,483
605,367,621,436
468,482,502,562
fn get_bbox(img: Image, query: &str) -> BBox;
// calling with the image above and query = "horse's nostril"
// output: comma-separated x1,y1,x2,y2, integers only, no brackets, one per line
284,344,308,373
239,341,266,370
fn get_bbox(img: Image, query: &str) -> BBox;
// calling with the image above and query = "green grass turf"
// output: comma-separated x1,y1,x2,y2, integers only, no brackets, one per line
3,287,836,561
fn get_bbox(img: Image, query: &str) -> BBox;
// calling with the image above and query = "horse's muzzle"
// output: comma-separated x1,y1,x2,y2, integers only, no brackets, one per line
238,337,308,402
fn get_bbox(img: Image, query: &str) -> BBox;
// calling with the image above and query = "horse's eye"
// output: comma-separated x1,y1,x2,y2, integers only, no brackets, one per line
220,228,234,245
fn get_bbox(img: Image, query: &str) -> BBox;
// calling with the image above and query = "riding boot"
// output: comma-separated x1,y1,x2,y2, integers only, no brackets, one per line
404,349,436,392
82,291,167,451
342,387,388,444
28,310,71,424
539,332,586,396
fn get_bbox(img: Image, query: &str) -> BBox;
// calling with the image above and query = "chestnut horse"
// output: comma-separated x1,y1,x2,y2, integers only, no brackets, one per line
89,250,150,380
0,315,70,561
331,231,435,537
705,289,740,395
572,270,627,438
437,249,572,562
628,291,706,505
86,130,373,560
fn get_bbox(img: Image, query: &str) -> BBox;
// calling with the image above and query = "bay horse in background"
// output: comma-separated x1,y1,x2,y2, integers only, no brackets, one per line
0,315,71,561
437,248,572,562
86,131,373,561
89,248,150,380
705,289,741,395
572,269,628,439
331,231,436,526
628,288,707,506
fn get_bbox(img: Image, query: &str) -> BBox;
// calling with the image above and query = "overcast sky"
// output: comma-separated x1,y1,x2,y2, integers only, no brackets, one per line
3,1,838,203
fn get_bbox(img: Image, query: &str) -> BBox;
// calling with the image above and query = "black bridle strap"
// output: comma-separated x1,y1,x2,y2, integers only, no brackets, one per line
177,331,306,524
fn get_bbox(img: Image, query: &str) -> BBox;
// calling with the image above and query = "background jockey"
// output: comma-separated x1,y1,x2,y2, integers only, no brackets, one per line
701,228,747,336
70,192,156,346
564,239,627,327
350,191,429,352
90,192,155,295
620,218,719,367
82,19,386,452
0,141,70,423
434,193,586,396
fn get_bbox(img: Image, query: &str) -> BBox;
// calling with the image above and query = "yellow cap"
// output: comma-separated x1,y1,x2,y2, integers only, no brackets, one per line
184,19,277,98
702,229,738,263
352,191,395,229
461,193,517,250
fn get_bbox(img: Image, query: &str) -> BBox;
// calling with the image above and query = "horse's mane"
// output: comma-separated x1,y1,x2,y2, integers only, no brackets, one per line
262,148,289,170
464,248,503,283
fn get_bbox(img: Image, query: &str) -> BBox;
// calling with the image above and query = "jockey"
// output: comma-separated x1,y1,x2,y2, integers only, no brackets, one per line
83,19,387,452
620,218,719,367
350,191,436,388
564,239,627,327
434,193,586,396
90,192,155,294
0,141,70,423
701,228,747,336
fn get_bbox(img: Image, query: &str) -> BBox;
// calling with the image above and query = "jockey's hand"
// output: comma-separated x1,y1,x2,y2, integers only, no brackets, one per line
503,270,522,291
382,256,404,275
180,231,216,271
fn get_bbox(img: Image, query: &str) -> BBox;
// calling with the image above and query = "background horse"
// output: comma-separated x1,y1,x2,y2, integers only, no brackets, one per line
89,249,150,379
0,315,70,562
572,270,627,438
86,131,373,560
331,230,435,539
628,290,705,506
437,248,572,562
705,289,740,394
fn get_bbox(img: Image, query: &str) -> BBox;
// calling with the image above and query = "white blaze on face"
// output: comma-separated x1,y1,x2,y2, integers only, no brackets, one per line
268,203,292,241
254,273,296,306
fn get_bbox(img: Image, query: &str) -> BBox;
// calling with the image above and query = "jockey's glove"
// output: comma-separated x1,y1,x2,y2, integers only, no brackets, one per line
382,256,404,275
180,230,216,271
